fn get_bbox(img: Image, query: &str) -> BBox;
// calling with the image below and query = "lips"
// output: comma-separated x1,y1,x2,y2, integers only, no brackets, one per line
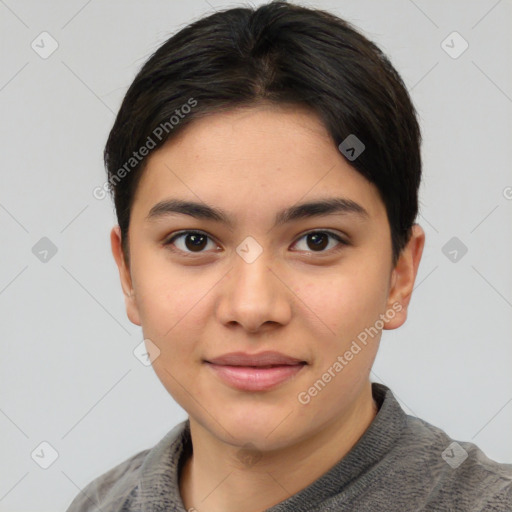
205,351,307,367
204,351,307,391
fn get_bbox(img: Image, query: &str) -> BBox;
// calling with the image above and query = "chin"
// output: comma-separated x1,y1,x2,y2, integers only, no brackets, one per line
214,402,302,448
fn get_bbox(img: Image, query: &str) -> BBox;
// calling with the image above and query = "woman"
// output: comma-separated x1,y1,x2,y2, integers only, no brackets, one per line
67,2,512,511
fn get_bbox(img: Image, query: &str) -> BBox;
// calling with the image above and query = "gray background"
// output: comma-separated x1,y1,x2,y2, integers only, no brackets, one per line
1,0,511,510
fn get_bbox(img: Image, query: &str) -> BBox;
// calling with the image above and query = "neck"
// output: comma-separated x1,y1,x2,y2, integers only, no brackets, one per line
180,381,378,512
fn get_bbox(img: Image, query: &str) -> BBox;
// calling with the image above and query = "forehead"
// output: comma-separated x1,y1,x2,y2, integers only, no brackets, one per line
130,105,385,224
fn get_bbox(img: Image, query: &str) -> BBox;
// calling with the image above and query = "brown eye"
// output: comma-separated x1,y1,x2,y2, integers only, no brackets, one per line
293,231,347,253
164,231,216,254
306,232,329,251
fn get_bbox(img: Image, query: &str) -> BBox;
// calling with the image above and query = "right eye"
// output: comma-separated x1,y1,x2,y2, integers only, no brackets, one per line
163,230,220,256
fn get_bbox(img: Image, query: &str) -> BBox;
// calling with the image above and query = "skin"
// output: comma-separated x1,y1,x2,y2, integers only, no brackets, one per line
111,103,425,512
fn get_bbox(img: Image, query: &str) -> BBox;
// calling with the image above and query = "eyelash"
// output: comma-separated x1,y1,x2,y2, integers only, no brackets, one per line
163,229,348,257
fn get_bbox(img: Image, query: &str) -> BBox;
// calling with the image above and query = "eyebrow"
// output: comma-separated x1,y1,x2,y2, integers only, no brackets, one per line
145,197,369,230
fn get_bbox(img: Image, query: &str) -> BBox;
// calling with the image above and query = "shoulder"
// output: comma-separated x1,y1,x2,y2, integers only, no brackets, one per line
64,448,148,511
65,420,188,512
399,413,512,511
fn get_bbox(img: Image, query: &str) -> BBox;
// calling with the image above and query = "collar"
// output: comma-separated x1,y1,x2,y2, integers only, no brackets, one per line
136,382,407,511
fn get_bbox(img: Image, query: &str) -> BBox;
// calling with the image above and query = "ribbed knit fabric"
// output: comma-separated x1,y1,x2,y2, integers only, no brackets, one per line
65,382,512,511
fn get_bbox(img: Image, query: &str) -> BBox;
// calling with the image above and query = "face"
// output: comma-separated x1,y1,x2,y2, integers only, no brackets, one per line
111,104,424,451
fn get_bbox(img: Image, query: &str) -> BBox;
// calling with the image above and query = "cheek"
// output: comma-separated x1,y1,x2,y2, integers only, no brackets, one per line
132,259,212,342
297,264,389,338
136,266,208,403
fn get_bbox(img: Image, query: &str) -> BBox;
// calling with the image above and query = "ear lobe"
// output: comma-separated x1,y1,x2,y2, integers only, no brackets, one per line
110,225,142,326
383,224,425,330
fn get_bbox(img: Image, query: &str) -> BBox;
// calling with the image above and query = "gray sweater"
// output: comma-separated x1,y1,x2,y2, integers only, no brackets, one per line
65,383,512,511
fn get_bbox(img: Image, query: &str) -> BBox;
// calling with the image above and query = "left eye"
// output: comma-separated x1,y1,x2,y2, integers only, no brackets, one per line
292,231,347,253
163,230,346,255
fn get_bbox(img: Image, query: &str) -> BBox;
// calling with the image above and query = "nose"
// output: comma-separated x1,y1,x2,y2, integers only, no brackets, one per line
215,246,292,334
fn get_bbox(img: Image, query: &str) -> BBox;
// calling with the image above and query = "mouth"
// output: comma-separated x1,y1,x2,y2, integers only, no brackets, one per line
203,351,308,391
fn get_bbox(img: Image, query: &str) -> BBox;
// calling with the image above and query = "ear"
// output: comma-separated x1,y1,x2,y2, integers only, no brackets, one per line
110,225,142,326
383,223,425,330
